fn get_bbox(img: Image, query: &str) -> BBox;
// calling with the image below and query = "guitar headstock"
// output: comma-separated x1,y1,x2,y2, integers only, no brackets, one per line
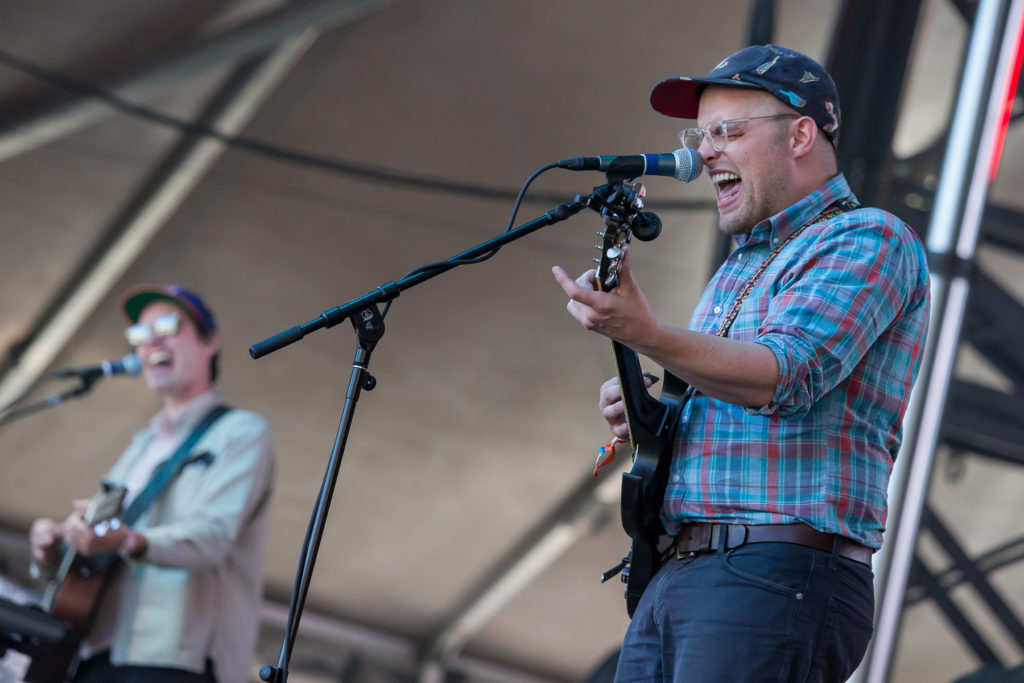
83,484,127,526
593,182,646,291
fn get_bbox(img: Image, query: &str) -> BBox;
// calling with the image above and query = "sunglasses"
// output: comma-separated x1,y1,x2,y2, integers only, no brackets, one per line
125,312,182,347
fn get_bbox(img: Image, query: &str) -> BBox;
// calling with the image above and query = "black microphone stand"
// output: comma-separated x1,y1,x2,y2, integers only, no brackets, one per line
252,178,653,682
0,373,106,428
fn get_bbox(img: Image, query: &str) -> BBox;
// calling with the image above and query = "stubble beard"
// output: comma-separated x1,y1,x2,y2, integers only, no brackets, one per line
716,164,790,237
717,205,756,236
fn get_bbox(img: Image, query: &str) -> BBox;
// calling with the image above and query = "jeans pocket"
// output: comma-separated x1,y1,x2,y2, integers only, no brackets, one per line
833,556,876,603
808,593,875,682
721,543,816,596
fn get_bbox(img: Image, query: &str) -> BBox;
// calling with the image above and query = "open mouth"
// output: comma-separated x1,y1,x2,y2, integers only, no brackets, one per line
711,171,742,207
147,350,174,369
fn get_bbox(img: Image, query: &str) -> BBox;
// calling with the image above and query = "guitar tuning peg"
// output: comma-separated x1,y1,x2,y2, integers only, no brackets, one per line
593,257,602,264
606,246,623,260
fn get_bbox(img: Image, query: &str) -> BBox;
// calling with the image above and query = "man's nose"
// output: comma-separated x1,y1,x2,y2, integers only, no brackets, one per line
698,137,719,163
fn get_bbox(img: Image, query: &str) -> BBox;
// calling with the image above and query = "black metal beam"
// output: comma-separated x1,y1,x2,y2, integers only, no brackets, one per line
942,380,1024,465
923,507,1024,648
981,202,1024,255
909,554,1002,665
963,269,1024,385
906,533,1024,605
827,0,925,209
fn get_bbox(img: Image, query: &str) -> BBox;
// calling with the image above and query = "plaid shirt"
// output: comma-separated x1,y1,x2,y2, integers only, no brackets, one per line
662,174,930,548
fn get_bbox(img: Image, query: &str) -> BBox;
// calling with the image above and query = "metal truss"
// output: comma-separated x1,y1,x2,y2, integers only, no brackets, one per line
828,0,1024,680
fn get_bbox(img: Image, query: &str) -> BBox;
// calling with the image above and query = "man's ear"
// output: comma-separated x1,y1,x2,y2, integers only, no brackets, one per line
790,116,819,158
203,332,221,354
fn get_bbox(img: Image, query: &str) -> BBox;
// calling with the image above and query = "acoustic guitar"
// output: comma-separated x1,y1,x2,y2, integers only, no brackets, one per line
26,483,126,682
591,181,689,617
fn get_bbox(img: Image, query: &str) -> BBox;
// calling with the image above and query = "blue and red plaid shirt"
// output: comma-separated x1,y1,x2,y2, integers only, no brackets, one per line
662,173,930,549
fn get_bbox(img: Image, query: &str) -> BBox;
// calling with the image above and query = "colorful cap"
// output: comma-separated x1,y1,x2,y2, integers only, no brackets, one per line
649,44,841,145
120,284,217,335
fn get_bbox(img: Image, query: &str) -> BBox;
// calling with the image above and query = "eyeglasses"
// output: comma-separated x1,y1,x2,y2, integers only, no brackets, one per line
125,312,181,346
679,113,798,152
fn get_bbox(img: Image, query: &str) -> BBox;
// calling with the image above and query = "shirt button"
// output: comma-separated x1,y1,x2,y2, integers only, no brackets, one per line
737,253,745,260
712,305,722,314
672,475,680,483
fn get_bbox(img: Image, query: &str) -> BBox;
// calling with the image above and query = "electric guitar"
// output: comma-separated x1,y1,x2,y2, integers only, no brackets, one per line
591,182,689,617
26,483,127,682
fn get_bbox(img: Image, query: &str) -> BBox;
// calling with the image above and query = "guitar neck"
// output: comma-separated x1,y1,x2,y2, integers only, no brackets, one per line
611,341,676,448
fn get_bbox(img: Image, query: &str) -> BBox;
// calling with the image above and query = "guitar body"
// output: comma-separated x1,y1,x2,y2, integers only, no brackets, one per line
614,347,688,616
25,486,125,682
47,554,116,632
590,181,690,616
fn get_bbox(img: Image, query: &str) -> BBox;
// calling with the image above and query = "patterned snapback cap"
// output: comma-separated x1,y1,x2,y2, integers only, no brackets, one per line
650,44,841,146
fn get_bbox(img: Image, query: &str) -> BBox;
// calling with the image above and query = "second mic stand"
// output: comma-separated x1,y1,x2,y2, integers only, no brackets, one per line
0,372,106,428
255,178,653,682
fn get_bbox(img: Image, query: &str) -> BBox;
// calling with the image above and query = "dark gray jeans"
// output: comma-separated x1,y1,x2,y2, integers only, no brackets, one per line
615,541,874,682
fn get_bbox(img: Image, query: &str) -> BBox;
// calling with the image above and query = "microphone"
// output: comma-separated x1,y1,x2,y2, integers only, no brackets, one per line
556,147,704,182
51,354,143,381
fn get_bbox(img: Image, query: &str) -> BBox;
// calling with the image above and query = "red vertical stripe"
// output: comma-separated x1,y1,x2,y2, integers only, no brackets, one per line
989,4,1024,181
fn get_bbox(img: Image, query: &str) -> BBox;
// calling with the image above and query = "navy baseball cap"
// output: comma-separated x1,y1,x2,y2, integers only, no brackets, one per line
650,44,841,146
120,284,217,335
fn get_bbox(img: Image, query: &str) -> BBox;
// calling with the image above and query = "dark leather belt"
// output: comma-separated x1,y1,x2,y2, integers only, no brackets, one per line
674,522,872,567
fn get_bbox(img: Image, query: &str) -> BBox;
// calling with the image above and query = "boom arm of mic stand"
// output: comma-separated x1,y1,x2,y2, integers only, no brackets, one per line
249,197,589,359
0,373,105,428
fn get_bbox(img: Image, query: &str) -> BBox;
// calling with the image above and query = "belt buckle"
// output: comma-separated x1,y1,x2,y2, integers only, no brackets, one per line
676,547,699,560
725,524,749,550
675,524,713,560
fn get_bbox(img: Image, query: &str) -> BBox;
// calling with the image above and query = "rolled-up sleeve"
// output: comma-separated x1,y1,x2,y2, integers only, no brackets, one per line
748,211,913,419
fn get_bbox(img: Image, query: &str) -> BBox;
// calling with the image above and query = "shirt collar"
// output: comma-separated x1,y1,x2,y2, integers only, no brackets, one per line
735,173,855,248
150,389,223,438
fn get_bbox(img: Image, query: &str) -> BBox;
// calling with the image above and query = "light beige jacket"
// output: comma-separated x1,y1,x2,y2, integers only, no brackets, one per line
84,391,275,683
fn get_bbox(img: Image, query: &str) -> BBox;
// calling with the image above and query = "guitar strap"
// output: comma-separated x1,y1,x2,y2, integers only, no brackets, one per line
120,404,232,527
715,199,859,338
63,404,231,584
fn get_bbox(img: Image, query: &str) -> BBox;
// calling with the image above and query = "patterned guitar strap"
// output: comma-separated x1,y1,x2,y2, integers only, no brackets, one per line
715,198,859,337
594,197,859,474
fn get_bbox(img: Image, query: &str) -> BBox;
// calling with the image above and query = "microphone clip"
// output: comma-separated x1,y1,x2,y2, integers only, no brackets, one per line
582,180,651,233
577,180,663,290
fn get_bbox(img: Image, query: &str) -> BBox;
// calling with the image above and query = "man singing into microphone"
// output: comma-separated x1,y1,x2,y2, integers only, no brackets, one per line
553,44,930,681
28,284,275,683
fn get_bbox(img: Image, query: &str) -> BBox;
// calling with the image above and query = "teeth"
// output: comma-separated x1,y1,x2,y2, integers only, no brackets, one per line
149,351,172,365
711,172,740,184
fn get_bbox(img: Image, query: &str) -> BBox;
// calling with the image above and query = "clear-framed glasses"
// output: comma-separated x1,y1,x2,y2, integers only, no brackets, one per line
679,113,798,152
125,312,181,346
